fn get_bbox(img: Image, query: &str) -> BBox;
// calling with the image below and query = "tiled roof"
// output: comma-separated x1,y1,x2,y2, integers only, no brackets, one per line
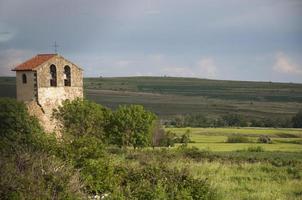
12,54,57,71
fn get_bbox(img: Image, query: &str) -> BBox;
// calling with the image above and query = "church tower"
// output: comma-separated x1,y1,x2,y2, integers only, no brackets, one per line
12,54,83,134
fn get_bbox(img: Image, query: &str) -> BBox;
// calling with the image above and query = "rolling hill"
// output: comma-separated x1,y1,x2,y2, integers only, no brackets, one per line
1,76,302,119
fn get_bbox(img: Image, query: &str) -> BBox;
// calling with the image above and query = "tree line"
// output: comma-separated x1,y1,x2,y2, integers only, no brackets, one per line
165,112,302,128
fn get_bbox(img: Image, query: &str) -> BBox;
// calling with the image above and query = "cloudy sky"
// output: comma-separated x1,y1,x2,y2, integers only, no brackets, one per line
0,0,301,82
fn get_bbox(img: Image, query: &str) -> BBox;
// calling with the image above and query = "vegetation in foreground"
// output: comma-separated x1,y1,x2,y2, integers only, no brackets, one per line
1,97,302,199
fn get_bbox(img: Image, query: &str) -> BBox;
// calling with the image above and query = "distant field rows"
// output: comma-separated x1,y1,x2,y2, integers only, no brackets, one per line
1,76,302,119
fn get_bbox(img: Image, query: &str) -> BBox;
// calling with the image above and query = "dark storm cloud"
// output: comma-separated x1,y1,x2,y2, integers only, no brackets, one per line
0,0,301,82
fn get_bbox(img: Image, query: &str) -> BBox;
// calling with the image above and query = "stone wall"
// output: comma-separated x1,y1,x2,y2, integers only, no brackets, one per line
16,71,36,102
36,55,83,88
38,87,83,113
26,100,61,137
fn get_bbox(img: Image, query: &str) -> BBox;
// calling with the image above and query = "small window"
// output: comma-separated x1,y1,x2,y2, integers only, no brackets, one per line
50,64,57,87
22,74,27,84
64,65,71,86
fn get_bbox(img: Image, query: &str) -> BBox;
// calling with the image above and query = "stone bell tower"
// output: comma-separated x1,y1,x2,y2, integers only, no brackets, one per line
12,53,83,134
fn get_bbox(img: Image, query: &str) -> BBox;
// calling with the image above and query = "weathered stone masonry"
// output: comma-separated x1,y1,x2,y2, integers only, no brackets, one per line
13,54,83,135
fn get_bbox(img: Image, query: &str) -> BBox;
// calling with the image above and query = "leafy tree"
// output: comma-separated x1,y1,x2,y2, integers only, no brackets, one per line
170,115,185,127
53,98,111,140
106,105,157,148
158,130,177,147
222,114,247,127
292,110,302,128
184,114,209,127
0,98,84,199
250,119,265,127
0,98,44,153
180,129,191,145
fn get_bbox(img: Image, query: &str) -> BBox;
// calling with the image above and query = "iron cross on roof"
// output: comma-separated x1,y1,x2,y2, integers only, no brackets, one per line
52,41,60,53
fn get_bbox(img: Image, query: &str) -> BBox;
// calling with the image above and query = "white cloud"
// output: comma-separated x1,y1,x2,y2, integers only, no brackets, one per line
273,52,302,75
160,57,219,79
82,53,220,79
0,49,33,76
161,66,194,77
115,60,133,68
196,57,218,79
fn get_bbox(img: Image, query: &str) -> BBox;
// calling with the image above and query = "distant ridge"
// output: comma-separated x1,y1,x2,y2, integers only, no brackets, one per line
1,76,302,119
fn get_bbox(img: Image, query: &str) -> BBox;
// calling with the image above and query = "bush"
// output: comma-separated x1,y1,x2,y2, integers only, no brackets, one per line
159,130,177,147
180,146,211,161
247,146,265,152
106,105,157,148
222,114,247,127
0,98,52,154
117,165,218,200
63,135,106,167
226,135,250,143
292,110,302,128
0,98,85,199
53,98,111,140
180,129,191,144
258,135,272,144
0,151,84,199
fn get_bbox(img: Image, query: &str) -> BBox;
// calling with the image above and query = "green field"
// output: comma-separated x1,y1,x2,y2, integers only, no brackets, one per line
121,147,302,200
143,127,302,199
1,76,302,120
167,127,302,152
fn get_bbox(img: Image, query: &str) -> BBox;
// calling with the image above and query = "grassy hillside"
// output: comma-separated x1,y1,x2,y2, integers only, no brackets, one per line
85,77,302,102
1,76,302,119
85,77,302,119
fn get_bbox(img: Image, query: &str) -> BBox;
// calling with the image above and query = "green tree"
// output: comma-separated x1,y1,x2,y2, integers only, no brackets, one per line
222,114,247,127
0,98,44,152
0,98,84,199
106,105,157,148
292,110,302,128
159,130,177,147
180,129,191,145
53,98,111,140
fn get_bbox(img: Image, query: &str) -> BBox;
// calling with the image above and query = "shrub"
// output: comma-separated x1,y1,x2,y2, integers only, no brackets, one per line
180,146,211,161
63,135,106,167
118,165,218,200
80,158,116,195
222,114,247,127
53,98,111,140
247,146,265,152
292,110,302,128
258,135,272,144
106,105,157,148
159,130,177,147
0,149,84,199
226,135,250,143
0,98,46,153
180,129,191,144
